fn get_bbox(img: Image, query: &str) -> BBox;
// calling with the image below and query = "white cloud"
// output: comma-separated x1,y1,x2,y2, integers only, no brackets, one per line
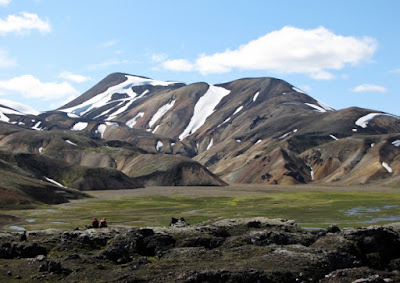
162,26,377,80
352,84,387,93
0,75,79,100
389,68,400,74
0,49,16,67
162,59,194,71
151,53,168,63
102,39,118,47
0,0,11,6
0,12,51,35
58,71,91,83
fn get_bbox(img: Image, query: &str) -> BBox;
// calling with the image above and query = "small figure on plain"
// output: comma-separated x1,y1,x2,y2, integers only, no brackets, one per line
100,218,107,228
92,218,99,228
20,231,27,241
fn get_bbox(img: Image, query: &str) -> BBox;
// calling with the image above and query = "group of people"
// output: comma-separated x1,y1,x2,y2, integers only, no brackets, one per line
91,217,107,228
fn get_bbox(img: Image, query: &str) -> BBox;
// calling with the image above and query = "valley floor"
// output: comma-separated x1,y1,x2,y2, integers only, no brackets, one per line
2,184,400,231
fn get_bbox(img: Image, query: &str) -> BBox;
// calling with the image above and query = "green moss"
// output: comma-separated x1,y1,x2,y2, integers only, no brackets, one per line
3,188,400,231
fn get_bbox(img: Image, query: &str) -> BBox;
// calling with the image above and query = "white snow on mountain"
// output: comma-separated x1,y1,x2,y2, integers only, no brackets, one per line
149,100,176,128
292,86,307,94
0,110,10,123
317,100,334,111
72,122,88,131
233,106,243,115
255,139,262,144
382,162,393,173
279,132,291,139
206,138,214,150
126,112,144,128
305,103,326,113
61,75,179,116
45,177,66,188
152,125,160,134
355,113,400,128
179,85,231,140
330,135,339,140
392,140,400,147
97,124,107,138
65,140,77,146
156,141,163,152
0,98,40,115
32,121,43,131
306,164,314,180
67,112,80,118
106,100,135,121
252,91,260,102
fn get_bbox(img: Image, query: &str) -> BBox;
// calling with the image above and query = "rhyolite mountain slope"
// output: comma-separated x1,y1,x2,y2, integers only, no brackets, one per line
53,72,400,186
1,72,399,188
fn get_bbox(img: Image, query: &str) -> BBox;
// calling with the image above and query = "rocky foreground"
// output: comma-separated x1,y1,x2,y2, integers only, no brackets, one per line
1,218,400,282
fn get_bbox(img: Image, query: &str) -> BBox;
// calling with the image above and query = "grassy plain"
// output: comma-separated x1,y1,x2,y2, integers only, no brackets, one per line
3,184,400,231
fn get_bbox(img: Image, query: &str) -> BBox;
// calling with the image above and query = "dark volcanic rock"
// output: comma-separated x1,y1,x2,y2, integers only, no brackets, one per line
1,218,400,282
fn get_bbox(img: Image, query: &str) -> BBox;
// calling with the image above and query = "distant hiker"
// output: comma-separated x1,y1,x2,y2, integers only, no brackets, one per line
100,218,107,228
20,231,27,241
92,218,99,228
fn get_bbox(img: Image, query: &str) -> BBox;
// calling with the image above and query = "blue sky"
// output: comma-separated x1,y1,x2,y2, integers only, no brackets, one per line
0,0,399,115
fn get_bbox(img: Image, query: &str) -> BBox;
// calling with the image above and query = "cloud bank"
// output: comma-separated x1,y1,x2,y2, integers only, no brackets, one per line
0,12,51,35
58,71,91,83
161,26,377,80
0,75,79,100
352,84,387,93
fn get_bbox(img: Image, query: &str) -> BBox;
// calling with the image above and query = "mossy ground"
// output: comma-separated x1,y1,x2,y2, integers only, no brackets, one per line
3,185,400,231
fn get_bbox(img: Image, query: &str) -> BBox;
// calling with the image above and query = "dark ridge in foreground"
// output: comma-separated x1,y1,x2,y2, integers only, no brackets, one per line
1,218,400,282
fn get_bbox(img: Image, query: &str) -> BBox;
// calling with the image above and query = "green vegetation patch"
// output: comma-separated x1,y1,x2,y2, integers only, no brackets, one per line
3,189,400,231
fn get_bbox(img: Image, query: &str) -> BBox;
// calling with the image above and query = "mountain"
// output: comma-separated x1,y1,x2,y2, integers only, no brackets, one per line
54,73,400,186
1,72,399,199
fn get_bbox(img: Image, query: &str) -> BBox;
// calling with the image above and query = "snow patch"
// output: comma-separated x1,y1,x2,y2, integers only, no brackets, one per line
126,112,144,128
392,140,400,147
31,121,43,131
233,105,243,116
156,141,163,152
61,75,179,116
39,147,44,153
317,100,334,111
107,100,135,121
149,100,175,128
45,177,66,188
206,138,214,150
72,122,88,131
293,129,298,133
179,85,231,140
253,91,260,102
279,132,291,139
330,135,339,141
355,113,400,128
65,140,77,146
255,139,262,144
306,164,314,181
382,162,393,173
152,125,160,134
0,98,39,115
371,143,375,148
292,86,307,94
105,121,119,127
67,112,80,118
305,103,326,113
97,124,107,138
171,142,175,147
236,139,242,143
0,111,10,123
352,128,358,132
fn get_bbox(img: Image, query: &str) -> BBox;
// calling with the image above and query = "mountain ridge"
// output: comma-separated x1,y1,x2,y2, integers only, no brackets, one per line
0,72,399,195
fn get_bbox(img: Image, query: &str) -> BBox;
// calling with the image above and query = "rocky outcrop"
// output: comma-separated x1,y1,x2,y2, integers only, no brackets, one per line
1,218,400,282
